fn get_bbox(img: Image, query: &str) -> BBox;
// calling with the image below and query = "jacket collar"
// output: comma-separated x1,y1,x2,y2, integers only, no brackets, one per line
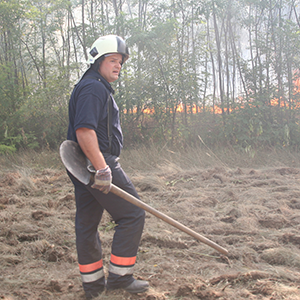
86,69,115,94
78,68,115,94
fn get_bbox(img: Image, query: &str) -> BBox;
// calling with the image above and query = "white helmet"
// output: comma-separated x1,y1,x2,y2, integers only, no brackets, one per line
87,35,129,64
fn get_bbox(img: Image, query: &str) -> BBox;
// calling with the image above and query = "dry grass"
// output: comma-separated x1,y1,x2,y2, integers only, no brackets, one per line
121,144,300,171
260,247,300,268
1,145,300,299
0,144,299,172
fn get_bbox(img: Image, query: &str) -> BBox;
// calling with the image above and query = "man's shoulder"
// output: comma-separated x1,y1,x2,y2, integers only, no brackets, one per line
77,76,107,97
77,69,114,93
80,75,105,87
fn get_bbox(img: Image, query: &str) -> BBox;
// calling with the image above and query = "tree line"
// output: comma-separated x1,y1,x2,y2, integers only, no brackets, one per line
1,0,300,153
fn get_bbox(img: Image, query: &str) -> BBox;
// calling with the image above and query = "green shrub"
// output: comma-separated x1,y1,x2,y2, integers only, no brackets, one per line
0,144,16,155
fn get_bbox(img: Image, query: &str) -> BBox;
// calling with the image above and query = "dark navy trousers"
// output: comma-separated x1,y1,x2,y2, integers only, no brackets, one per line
68,154,145,295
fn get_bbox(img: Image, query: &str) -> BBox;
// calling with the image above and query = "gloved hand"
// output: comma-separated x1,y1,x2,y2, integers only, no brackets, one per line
91,166,112,194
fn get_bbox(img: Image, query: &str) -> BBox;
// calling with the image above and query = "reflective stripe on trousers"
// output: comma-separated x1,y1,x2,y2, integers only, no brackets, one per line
79,259,105,283
109,254,136,276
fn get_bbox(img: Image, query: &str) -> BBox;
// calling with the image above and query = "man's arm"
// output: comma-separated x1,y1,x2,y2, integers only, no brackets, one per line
76,127,107,170
76,127,112,193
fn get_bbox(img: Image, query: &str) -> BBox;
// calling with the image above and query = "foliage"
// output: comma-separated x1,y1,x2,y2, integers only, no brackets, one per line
0,144,16,155
1,0,300,151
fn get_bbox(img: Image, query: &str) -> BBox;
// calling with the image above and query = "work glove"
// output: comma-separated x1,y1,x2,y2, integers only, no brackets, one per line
91,166,112,194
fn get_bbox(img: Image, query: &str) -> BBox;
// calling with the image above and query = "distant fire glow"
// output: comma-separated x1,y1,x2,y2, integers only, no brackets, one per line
125,75,300,115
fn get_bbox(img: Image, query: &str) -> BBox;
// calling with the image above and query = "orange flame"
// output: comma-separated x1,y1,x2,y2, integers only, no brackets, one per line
124,75,300,115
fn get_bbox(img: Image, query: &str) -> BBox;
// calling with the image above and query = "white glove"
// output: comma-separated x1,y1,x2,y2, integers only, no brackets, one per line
91,166,112,194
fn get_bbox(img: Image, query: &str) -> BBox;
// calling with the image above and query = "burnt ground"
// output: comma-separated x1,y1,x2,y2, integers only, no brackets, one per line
1,151,300,300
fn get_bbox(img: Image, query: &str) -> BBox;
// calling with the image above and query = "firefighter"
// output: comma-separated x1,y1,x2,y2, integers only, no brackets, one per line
66,35,149,299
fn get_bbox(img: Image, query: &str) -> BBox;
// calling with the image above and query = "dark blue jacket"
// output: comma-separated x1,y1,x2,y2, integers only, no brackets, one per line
67,69,123,157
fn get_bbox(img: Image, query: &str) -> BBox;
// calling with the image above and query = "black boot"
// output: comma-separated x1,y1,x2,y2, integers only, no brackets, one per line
84,278,106,299
123,279,149,294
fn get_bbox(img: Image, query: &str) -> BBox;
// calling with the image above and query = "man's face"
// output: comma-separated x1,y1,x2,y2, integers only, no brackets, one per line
99,53,123,83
